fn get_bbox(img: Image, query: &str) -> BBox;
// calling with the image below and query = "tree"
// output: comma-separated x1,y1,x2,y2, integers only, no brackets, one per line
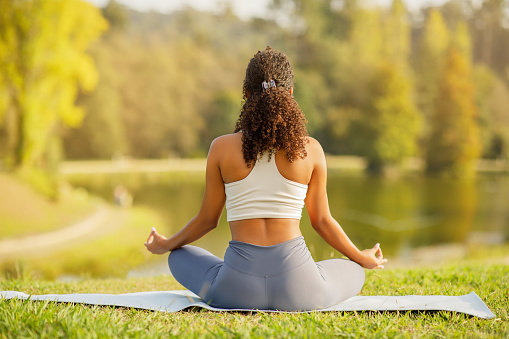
349,0,421,174
470,0,509,74
473,65,509,159
296,2,383,154
414,10,450,128
380,0,411,67
0,0,107,170
63,39,126,159
357,62,422,174
426,45,480,177
102,0,127,33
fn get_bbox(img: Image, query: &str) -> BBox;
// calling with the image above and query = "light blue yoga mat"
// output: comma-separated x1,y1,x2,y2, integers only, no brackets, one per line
0,290,495,319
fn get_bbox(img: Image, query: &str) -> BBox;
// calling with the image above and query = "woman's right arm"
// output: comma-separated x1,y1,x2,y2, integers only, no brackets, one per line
304,138,387,269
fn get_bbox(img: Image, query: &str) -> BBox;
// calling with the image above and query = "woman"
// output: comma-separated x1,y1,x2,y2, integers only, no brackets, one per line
145,47,387,311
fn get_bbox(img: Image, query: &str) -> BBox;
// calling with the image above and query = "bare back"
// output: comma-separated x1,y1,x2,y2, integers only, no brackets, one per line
212,132,319,246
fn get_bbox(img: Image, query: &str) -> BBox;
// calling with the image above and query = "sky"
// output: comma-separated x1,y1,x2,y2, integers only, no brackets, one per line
84,0,466,20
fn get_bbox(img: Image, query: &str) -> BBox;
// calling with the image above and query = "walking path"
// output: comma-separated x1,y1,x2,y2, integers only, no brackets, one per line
0,205,126,259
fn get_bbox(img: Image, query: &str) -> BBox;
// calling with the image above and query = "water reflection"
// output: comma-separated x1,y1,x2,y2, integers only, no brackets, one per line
65,170,509,265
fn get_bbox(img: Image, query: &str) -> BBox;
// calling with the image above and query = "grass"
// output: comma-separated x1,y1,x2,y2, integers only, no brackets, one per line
0,170,167,280
0,173,98,238
0,206,165,280
1,256,508,338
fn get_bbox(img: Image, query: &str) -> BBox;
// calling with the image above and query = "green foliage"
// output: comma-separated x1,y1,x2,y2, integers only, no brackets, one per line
199,90,241,152
474,65,509,159
380,0,411,66
291,3,382,155
0,0,107,169
2,0,506,172
102,0,128,32
426,46,481,178
334,1,422,174
63,40,126,159
418,12,484,178
64,9,286,159
414,9,450,125
358,62,422,173
469,0,509,75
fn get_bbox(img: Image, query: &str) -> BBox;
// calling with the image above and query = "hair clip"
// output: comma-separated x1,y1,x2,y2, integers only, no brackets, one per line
262,80,276,90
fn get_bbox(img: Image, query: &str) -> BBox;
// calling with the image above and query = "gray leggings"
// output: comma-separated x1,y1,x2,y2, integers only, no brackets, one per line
168,236,365,311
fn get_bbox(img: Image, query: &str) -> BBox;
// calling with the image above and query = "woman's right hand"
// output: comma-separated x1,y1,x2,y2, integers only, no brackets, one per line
358,243,388,269
144,227,170,255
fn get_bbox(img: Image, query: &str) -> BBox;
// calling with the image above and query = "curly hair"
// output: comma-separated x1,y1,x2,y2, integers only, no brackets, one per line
234,47,308,167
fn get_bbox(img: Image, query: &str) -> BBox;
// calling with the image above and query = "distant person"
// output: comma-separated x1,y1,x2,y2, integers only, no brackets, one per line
114,185,132,207
145,47,387,311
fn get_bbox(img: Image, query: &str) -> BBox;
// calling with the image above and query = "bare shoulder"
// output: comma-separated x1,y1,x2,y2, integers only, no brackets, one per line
305,137,325,159
209,133,247,183
213,132,242,144
210,133,242,154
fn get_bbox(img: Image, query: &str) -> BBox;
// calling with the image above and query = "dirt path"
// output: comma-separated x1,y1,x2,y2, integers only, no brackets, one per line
0,205,127,259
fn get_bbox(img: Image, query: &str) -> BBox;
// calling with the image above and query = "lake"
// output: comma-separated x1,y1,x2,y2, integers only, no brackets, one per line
65,166,509,268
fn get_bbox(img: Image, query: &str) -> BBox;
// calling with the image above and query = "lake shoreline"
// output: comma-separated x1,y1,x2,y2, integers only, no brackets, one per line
60,156,509,174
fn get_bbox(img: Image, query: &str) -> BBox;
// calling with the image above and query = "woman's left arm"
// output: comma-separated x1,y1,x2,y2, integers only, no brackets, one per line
144,139,226,254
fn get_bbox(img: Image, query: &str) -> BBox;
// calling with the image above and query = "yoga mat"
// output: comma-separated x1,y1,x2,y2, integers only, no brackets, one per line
1,290,495,319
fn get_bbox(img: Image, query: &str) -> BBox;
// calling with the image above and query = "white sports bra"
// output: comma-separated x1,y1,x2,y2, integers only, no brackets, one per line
224,152,308,222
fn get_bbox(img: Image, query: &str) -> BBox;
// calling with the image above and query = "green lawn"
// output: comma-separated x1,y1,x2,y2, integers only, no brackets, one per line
0,206,165,280
0,171,167,280
0,173,98,238
1,257,507,338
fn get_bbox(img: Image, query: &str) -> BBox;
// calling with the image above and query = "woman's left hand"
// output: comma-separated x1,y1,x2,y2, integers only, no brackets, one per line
144,227,169,255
